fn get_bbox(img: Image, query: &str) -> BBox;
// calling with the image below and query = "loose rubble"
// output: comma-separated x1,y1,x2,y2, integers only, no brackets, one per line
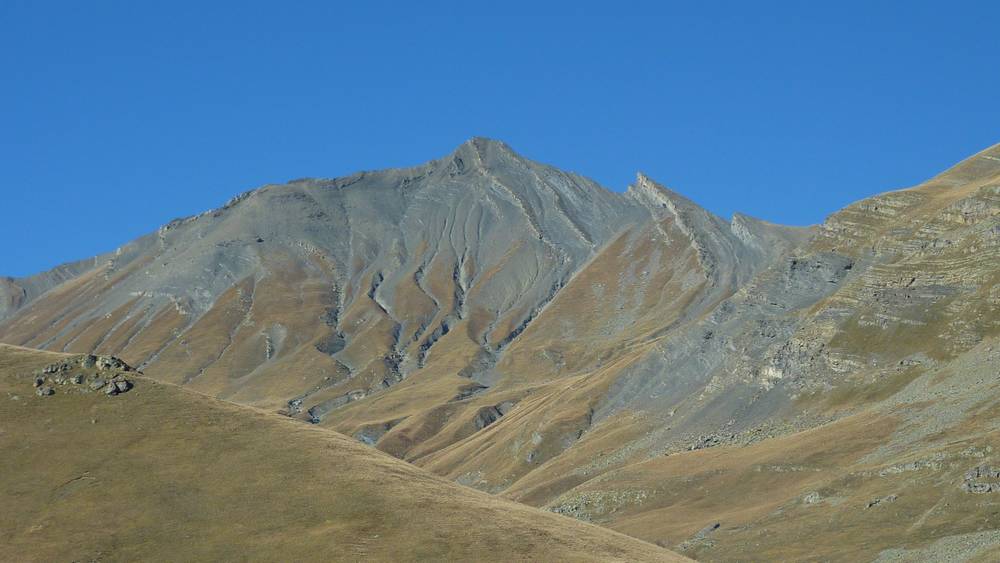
677,522,722,552
29,355,137,399
961,465,1000,493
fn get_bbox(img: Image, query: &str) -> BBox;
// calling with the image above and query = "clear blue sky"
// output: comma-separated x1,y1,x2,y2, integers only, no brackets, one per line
2,1,998,277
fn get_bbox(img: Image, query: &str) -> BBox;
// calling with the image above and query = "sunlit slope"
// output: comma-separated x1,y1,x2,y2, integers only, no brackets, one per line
0,138,800,486
2,140,998,561
482,144,1000,560
508,336,1000,561
0,344,686,562
472,142,1000,507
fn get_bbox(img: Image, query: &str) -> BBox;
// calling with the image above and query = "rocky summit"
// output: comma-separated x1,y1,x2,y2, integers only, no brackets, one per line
1,138,999,560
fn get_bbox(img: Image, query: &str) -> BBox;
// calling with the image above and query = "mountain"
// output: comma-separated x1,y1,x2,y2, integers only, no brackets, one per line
518,143,1000,560
0,138,802,461
1,138,998,559
0,344,686,562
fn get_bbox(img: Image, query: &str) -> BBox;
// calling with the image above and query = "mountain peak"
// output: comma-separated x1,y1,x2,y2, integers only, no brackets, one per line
443,137,520,173
628,172,706,216
462,136,511,150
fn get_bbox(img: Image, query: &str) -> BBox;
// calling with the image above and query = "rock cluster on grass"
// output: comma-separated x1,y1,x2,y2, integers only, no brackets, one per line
30,354,137,398
961,465,1000,493
865,494,898,509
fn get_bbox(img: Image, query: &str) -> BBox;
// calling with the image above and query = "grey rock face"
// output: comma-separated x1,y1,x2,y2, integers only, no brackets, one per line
101,375,134,397
307,389,367,423
473,401,516,430
961,465,1000,493
1,139,657,401
694,523,720,538
0,139,816,455
865,494,898,509
27,355,136,398
96,356,129,372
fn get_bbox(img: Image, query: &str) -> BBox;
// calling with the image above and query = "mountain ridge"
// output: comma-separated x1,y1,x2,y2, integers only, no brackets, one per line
10,137,997,293
0,137,805,307
2,138,998,558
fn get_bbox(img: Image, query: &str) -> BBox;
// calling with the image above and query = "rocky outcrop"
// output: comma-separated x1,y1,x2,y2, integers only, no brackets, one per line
961,465,1000,493
30,355,136,398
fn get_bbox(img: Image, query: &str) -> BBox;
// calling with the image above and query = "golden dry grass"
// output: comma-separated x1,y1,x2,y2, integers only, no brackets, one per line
529,404,1000,561
0,344,686,562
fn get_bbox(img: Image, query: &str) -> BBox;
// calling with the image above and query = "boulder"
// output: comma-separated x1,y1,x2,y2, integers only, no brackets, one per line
96,356,129,372
960,465,1000,493
35,386,54,397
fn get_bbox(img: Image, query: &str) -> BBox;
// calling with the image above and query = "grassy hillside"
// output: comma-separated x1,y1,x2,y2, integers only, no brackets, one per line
510,336,1000,561
0,344,684,562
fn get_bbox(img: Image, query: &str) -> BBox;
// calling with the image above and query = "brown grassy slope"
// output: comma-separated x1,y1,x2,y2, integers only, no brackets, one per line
0,344,686,563
513,336,1000,561
535,407,1000,562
